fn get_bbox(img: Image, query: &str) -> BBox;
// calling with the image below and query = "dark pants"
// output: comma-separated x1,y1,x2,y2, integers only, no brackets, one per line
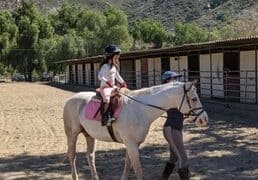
163,109,188,168
163,127,188,168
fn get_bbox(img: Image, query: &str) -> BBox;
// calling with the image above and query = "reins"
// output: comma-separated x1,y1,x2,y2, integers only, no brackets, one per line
118,90,168,111
118,84,205,122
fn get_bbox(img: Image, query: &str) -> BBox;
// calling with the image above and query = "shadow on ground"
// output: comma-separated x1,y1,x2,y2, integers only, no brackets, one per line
45,82,97,93
1,113,257,180
3,83,256,179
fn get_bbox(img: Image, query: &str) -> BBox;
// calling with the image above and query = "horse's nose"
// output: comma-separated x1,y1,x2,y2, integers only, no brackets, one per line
201,116,209,127
195,115,208,127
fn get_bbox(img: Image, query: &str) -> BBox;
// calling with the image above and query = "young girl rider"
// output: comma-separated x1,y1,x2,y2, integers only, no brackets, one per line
98,45,127,126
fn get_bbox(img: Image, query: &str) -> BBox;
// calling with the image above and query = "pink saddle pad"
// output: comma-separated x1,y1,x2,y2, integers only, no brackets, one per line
84,98,123,121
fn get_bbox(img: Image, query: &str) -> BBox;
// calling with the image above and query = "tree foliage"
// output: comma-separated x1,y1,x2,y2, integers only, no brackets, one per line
219,15,258,39
131,19,168,48
0,10,18,67
52,3,79,35
174,23,218,45
0,0,224,79
8,0,52,81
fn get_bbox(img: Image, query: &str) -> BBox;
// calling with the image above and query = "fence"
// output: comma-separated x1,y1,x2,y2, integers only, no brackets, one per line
53,69,258,104
52,74,68,84
0,75,12,82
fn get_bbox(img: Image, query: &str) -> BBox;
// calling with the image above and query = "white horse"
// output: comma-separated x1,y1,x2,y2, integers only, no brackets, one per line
63,81,208,180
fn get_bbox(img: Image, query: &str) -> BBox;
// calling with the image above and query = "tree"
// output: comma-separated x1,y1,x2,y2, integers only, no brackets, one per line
173,23,218,45
131,19,168,48
53,3,79,35
219,15,258,39
8,0,53,81
103,8,132,51
76,9,106,56
0,10,18,67
56,32,86,61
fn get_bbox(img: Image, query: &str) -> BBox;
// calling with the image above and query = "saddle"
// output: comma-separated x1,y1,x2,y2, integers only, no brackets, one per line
85,87,130,121
84,87,130,142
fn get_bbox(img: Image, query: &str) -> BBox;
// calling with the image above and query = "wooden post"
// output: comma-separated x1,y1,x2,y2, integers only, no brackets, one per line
210,51,213,98
153,59,156,85
183,69,187,82
255,46,258,104
245,70,248,102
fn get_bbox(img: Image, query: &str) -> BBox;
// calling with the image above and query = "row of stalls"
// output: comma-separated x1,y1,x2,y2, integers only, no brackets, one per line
58,37,258,104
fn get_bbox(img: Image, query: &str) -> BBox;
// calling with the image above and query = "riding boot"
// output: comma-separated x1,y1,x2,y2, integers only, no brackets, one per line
161,162,175,180
106,105,115,126
101,103,109,126
178,167,190,180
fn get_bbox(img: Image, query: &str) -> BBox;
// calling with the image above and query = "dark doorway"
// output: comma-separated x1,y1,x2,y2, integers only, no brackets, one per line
223,52,240,101
141,59,149,87
82,63,86,85
188,55,200,92
68,65,73,83
75,64,78,84
120,60,136,88
90,63,94,86
161,57,170,73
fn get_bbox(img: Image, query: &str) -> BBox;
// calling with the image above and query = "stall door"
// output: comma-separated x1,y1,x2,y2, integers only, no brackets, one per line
188,55,200,92
224,52,240,101
120,60,136,88
141,59,149,87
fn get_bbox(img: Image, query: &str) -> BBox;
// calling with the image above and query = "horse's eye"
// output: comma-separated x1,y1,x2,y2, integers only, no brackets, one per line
192,97,197,102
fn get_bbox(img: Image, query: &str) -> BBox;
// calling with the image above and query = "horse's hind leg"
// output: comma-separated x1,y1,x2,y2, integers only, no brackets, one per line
84,133,99,180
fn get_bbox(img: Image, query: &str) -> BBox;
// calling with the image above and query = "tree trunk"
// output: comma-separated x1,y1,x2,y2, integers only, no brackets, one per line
27,71,32,82
23,71,28,81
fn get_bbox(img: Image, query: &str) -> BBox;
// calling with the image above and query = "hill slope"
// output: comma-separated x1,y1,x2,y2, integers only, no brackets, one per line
0,0,257,30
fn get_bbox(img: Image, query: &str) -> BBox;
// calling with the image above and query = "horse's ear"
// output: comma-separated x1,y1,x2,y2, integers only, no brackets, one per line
192,79,198,87
185,79,198,91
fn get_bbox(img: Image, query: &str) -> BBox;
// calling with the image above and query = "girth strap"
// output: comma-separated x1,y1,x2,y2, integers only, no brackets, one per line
107,124,118,142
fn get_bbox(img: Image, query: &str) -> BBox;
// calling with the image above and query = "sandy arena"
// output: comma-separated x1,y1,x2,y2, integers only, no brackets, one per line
0,82,257,179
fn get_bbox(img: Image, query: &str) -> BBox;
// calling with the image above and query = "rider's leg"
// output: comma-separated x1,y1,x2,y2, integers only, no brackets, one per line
100,87,113,126
101,102,110,126
170,130,189,180
106,103,115,126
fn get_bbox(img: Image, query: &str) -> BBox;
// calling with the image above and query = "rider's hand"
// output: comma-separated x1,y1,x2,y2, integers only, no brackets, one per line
120,82,127,88
106,81,113,88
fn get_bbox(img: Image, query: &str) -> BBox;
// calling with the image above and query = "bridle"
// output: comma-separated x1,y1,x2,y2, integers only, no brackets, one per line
178,84,205,122
118,84,205,122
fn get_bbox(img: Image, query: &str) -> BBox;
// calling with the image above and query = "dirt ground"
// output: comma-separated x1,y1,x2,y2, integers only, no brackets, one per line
0,82,257,180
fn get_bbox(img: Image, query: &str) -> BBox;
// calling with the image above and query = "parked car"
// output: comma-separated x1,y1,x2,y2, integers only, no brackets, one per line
40,72,51,81
12,73,25,81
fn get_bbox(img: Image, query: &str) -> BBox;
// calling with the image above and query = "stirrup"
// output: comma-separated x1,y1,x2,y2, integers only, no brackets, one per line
106,117,116,126
101,114,109,126
101,119,108,126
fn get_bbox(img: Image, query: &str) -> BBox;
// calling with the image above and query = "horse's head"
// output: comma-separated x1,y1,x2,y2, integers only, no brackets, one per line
177,80,208,127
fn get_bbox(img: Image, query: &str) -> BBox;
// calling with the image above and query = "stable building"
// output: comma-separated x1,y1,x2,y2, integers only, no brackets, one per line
57,37,258,104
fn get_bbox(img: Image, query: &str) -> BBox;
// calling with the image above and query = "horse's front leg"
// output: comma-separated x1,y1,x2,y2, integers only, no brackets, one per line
120,150,132,180
125,142,142,180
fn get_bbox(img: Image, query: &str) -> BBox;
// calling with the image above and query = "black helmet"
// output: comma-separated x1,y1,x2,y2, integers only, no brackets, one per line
104,45,121,56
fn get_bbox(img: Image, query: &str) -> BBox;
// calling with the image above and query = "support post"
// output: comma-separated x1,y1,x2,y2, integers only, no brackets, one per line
210,51,213,98
255,46,257,104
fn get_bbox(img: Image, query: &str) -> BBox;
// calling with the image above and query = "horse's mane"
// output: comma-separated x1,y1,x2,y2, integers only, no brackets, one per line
128,82,183,97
